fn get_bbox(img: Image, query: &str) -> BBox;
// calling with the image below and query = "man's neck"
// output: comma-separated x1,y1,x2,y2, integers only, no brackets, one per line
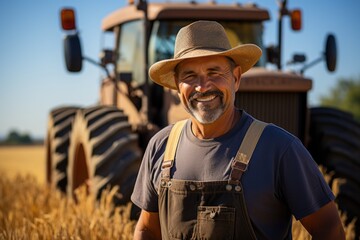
190,108,240,139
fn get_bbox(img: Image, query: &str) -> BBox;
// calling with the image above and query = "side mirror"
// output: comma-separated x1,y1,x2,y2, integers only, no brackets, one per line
64,34,83,72
325,34,337,72
299,33,337,74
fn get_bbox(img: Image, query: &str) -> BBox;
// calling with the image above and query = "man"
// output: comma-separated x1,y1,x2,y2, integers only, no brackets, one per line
131,21,344,239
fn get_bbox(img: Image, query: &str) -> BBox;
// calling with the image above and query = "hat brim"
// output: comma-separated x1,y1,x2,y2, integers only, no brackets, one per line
149,44,262,90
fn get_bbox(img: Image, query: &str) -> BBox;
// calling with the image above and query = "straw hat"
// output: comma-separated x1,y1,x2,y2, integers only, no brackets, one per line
149,20,262,90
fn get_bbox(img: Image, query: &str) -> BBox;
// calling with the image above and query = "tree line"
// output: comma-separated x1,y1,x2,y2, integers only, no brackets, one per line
320,75,360,121
0,130,41,145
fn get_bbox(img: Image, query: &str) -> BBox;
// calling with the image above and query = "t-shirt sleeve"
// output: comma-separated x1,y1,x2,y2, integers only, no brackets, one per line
131,128,170,212
277,138,335,220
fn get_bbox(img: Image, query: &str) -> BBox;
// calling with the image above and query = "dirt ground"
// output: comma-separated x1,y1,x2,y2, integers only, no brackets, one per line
0,145,45,184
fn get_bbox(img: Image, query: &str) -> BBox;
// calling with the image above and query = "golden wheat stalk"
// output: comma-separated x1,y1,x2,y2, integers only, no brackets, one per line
0,173,355,240
0,174,135,240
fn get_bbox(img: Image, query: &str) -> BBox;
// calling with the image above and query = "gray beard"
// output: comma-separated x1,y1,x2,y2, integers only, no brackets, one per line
188,100,225,124
184,90,227,124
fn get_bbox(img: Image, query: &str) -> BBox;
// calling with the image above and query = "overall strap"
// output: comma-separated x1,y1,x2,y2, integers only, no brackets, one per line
229,120,268,185
161,119,187,180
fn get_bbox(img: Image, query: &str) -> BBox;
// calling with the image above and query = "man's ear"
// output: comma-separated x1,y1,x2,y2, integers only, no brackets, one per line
233,65,242,91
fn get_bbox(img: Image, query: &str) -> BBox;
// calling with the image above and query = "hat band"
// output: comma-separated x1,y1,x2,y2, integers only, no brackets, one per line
174,46,229,59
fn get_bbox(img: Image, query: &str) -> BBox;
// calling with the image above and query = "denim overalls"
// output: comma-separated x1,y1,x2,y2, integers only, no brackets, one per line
158,119,267,240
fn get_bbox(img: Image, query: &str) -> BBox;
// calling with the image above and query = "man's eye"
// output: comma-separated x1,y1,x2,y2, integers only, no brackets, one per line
183,74,196,81
208,71,219,76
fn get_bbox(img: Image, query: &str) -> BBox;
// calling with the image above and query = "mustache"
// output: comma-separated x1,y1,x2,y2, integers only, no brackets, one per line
189,90,224,101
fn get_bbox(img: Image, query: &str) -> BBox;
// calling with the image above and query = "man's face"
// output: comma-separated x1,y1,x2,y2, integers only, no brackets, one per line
175,55,241,124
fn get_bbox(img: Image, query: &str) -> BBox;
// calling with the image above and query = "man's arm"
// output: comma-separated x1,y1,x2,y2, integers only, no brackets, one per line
133,210,162,240
300,201,345,239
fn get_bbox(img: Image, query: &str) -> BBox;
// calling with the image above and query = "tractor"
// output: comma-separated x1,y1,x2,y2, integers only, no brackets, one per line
46,0,360,236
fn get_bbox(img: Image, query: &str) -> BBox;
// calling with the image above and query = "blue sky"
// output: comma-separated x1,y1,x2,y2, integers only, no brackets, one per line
0,0,359,139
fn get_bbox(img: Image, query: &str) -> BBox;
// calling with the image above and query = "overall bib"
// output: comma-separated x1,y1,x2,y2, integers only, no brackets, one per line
158,119,267,240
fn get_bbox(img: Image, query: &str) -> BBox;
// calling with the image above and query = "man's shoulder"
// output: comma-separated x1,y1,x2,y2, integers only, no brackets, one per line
245,112,297,142
149,124,173,146
148,120,188,148
244,115,299,150
265,123,296,140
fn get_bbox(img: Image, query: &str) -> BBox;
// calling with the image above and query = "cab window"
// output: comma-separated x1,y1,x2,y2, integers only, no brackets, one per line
117,20,145,87
149,20,266,67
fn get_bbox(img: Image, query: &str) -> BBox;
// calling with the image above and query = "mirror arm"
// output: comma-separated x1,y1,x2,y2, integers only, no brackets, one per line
300,56,323,75
82,56,110,78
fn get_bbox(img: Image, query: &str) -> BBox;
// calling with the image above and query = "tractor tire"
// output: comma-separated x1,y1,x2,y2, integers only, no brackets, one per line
309,107,360,239
45,106,80,192
67,106,142,206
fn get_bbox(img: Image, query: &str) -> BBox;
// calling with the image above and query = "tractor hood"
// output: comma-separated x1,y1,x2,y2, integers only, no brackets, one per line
240,67,312,92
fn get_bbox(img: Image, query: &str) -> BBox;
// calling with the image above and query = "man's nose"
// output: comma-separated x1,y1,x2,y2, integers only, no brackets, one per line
194,75,211,92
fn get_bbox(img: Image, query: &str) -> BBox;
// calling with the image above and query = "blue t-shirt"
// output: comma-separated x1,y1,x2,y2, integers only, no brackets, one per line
131,111,334,239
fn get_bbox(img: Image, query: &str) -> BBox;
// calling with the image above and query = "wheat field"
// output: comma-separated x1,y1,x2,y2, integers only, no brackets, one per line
0,145,45,183
0,174,136,239
0,146,136,239
0,146,355,239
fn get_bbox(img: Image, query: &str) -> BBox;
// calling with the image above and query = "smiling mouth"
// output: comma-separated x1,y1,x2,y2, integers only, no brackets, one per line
195,95,217,102
190,90,223,103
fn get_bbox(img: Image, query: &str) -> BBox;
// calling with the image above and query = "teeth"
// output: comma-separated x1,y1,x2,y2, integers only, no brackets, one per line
196,95,216,102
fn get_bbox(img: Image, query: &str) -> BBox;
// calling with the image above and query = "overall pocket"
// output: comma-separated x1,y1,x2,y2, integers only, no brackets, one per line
167,189,198,239
196,206,235,240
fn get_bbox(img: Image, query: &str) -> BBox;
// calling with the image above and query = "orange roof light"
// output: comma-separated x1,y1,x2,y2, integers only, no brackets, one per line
61,8,76,30
290,9,302,31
